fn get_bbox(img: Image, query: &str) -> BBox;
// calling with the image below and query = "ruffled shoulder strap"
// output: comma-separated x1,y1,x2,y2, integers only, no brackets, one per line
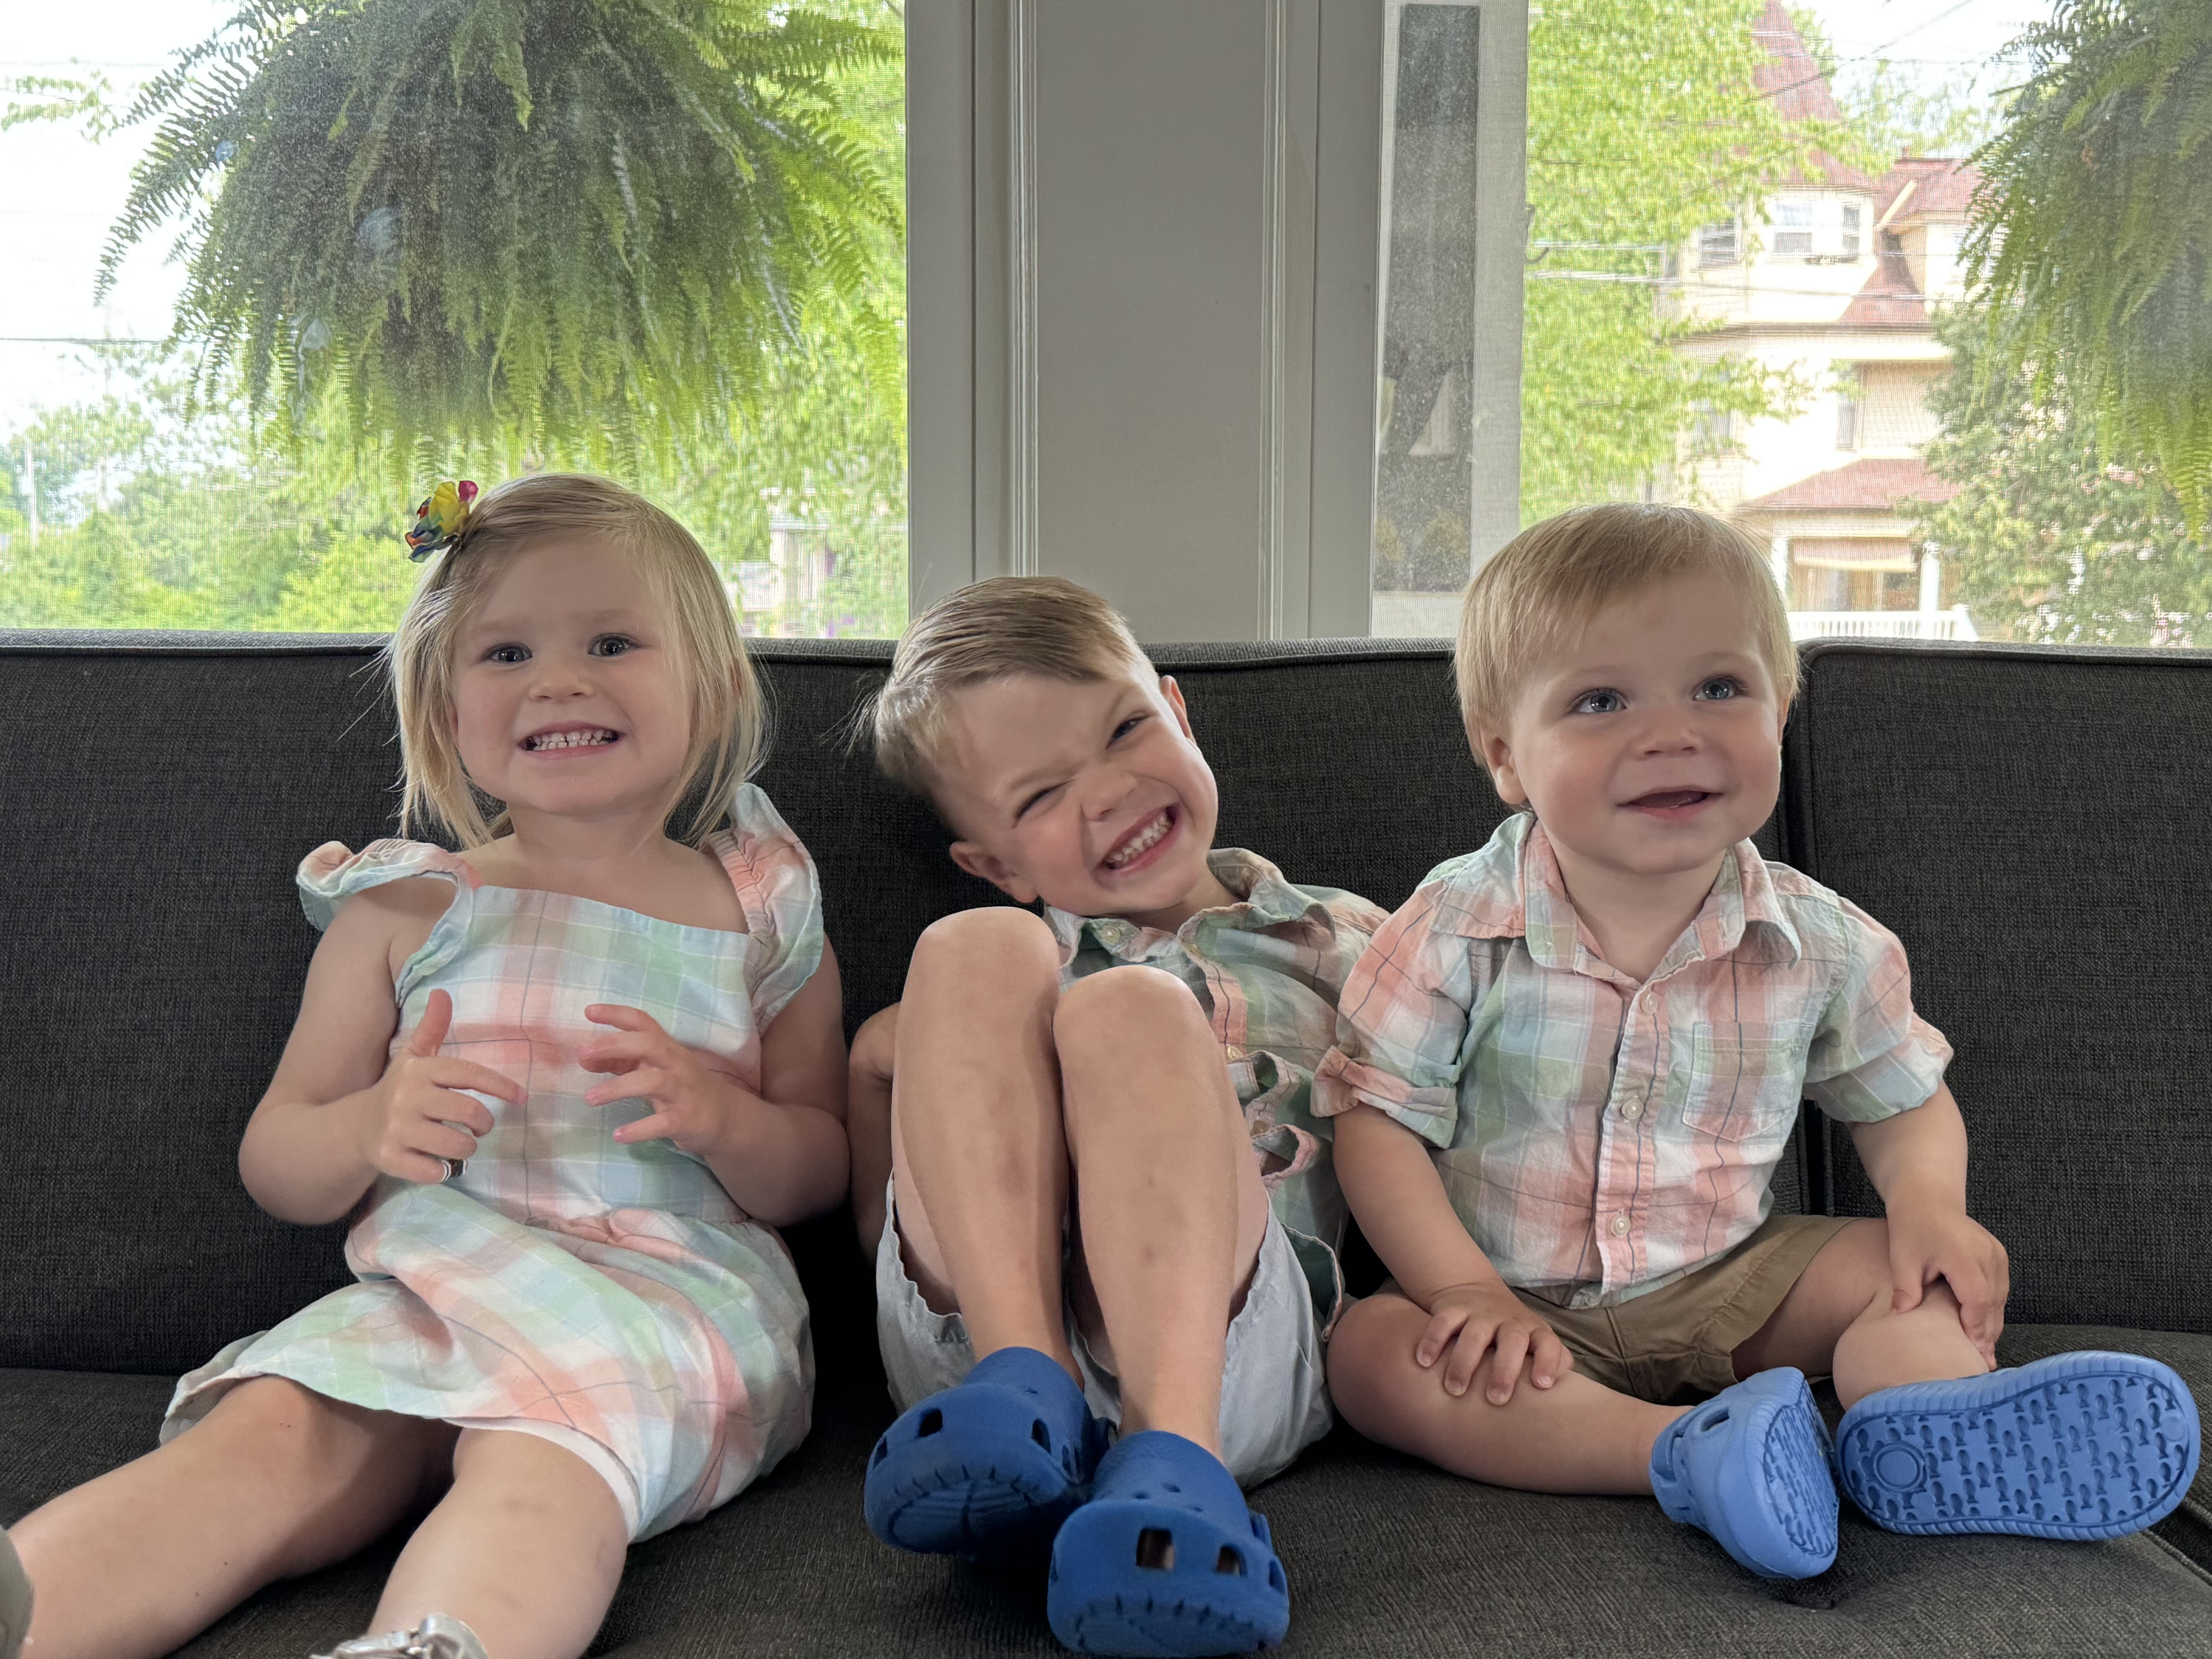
708,783,824,1027
296,838,477,934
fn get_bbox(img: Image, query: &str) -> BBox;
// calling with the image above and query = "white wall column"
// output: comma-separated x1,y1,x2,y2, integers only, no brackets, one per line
1919,545,1943,613
908,0,1527,640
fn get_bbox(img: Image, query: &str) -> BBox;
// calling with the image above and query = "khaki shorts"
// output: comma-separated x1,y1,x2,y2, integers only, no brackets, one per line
1386,1212,1856,1405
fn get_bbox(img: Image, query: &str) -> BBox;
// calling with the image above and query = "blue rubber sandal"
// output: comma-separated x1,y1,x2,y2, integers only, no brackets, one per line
1649,1367,1839,1580
1046,1431,1289,1656
864,1346,1108,1565
1836,1350,2200,1540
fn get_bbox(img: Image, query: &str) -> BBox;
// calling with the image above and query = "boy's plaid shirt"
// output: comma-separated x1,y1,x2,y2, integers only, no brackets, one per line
1314,814,1951,1307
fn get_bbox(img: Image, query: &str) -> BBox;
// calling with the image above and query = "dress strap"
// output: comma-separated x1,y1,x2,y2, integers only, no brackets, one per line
296,839,478,935
709,784,825,1027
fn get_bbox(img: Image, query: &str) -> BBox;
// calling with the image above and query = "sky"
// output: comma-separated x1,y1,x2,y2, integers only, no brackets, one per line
1,0,2058,432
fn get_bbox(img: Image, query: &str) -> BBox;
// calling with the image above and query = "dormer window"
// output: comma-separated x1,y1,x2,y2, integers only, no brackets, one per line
1841,203,1862,260
1773,200,1814,257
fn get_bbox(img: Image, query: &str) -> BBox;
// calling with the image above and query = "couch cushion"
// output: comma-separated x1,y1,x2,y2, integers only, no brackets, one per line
7,1346,2208,1659
1783,641,2212,1334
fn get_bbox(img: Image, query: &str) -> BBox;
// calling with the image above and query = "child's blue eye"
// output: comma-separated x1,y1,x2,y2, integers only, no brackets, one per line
1570,689,1624,715
590,635,636,658
1694,677,1743,701
1110,715,1145,742
486,644,529,665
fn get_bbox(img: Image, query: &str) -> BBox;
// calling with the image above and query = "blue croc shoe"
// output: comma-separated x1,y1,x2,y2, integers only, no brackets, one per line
1649,1367,1839,1580
1047,1431,1289,1656
864,1346,1108,1565
1836,1350,2200,1540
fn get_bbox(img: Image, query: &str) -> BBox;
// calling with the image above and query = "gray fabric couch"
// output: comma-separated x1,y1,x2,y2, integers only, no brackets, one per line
3,631,2209,1657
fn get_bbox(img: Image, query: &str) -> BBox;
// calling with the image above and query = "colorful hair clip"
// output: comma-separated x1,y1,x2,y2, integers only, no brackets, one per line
405,479,480,561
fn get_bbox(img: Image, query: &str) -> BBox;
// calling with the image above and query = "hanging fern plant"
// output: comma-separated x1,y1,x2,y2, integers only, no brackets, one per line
99,0,901,472
1967,0,2212,527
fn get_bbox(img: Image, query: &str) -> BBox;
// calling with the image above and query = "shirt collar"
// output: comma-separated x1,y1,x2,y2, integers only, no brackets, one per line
1044,848,1333,965
1439,815,1800,972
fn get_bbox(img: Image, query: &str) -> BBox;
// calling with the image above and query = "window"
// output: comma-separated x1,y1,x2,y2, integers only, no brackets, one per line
2,1,907,636
1361,0,2207,651
1771,199,1814,257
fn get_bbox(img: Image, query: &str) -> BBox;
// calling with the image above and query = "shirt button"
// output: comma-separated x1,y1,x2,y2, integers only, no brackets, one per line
1620,1101,1644,1121
1608,1213,1632,1237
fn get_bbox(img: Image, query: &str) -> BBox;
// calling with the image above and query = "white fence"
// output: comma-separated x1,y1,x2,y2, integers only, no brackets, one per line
1788,607,1979,642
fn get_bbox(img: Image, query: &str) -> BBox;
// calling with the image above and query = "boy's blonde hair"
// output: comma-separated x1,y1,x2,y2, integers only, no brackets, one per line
1455,502,1796,740
387,472,764,848
871,575,1150,810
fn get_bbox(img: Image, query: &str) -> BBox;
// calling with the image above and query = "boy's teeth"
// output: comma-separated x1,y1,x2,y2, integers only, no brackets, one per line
529,729,615,750
1104,812,1171,868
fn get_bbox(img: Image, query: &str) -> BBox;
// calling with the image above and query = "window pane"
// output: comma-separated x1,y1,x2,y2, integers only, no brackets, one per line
1,1,907,637
1370,1,1484,639
1368,0,2203,650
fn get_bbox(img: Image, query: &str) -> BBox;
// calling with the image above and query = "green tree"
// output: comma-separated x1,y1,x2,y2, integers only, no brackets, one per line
3,1,907,637
1907,305,2209,645
1968,0,2212,526
1522,0,1830,522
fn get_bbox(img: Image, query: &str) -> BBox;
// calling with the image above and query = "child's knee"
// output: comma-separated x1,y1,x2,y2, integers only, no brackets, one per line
1054,965,1202,1058
1324,1293,1431,1430
909,907,1060,989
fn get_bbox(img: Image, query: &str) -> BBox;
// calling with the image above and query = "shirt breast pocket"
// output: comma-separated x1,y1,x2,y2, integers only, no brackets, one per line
1677,1022,1807,1146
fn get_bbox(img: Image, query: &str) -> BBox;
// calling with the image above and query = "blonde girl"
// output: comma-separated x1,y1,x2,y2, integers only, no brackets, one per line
3,475,848,1659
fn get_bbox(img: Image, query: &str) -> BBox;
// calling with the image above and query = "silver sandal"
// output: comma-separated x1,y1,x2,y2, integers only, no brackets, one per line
0,1529,30,1659
313,1613,489,1659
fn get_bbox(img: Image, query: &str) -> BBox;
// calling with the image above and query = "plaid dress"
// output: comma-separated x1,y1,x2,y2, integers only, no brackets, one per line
163,783,823,1540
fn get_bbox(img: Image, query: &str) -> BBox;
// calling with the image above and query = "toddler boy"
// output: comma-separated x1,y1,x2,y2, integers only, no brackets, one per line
850,577,1384,1654
1316,503,2199,1578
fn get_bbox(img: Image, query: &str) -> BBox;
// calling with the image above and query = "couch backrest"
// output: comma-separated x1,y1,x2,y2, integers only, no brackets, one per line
1786,640,2212,1334
0,634,1551,1376
3,631,2195,1378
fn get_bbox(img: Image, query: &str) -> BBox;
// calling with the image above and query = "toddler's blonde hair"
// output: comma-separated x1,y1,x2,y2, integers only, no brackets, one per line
1455,502,1796,742
870,576,1150,812
387,472,764,848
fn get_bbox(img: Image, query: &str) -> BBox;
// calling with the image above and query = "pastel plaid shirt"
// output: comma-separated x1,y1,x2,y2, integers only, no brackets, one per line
1313,814,1951,1308
1047,849,1388,1324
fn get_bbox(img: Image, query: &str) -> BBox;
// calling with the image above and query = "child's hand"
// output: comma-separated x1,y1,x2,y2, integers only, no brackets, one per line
1887,1203,2009,1368
580,1004,746,1156
1415,1280,1575,1404
361,988,522,1183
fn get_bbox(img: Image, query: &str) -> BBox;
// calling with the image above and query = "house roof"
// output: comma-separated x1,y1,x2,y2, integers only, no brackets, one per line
1875,157,1980,225
1754,0,1877,191
1837,256,1930,328
1740,457,1961,514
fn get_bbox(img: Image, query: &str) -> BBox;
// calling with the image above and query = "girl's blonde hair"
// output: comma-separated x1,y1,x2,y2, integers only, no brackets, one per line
1455,501,1797,742
387,472,764,848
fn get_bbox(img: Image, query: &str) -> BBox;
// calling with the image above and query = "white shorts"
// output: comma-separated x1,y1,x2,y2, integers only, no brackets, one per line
873,1178,1333,1487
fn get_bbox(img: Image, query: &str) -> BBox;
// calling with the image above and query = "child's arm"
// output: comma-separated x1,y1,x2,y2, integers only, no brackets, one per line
1336,1105,1574,1404
848,1003,899,1247
1848,1082,2009,1365
239,885,526,1225
581,940,850,1227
